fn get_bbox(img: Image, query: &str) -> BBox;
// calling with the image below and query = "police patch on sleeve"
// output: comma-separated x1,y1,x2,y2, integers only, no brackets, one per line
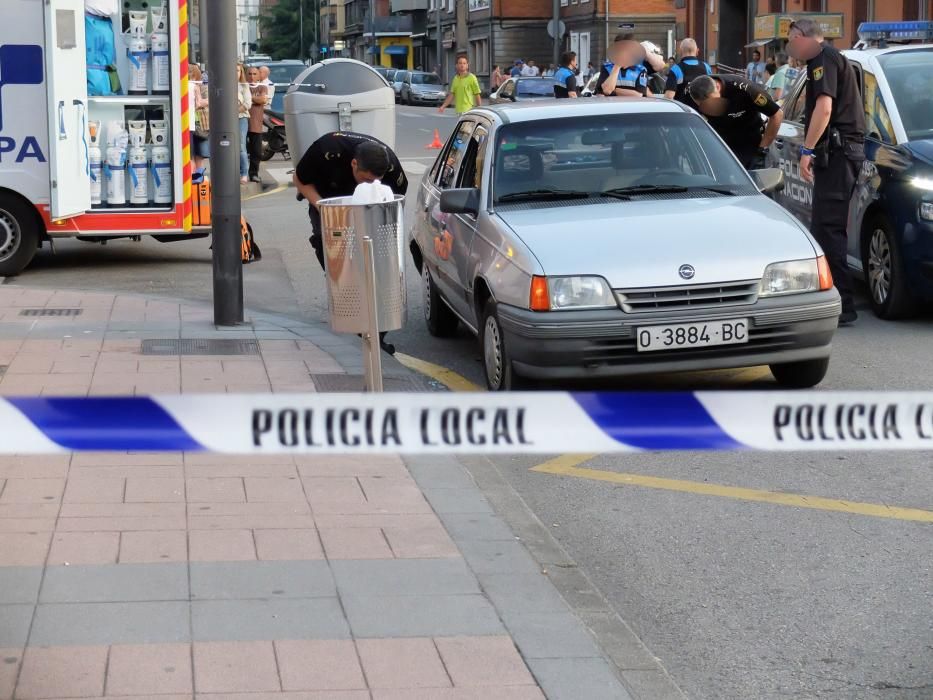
813,66,824,81
754,93,768,107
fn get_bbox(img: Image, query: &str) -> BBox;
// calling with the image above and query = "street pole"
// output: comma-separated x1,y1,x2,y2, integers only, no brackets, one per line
299,0,304,61
205,0,244,326
369,0,376,65
436,2,442,81
198,0,209,66
552,0,560,69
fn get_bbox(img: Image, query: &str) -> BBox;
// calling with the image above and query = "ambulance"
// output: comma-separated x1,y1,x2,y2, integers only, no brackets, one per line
0,0,209,276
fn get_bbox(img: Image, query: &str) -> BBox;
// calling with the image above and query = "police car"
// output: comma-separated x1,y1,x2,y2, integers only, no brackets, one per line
767,21,933,319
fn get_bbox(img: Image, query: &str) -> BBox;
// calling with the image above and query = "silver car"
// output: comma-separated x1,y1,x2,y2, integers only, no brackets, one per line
409,100,841,390
399,71,447,105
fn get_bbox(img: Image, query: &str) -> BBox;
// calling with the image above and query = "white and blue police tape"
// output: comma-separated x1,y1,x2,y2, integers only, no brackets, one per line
2,392,933,454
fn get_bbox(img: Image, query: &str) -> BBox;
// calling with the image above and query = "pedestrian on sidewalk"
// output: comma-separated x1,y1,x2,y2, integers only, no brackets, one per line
292,131,408,353
438,54,482,115
188,63,209,182
237,63,251,185
246,66,267,184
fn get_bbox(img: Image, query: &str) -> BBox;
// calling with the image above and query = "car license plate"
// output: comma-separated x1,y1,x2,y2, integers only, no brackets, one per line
636,319,749,352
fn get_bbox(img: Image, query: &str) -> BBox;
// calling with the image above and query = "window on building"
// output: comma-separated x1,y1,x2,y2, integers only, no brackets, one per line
469,39,488,75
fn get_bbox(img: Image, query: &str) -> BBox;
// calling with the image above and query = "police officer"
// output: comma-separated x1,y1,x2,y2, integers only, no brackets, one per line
663,38,711,108
687,74,784,169
292,131,408,352
599,33,665,97
553,51,579,98
787,18,865,326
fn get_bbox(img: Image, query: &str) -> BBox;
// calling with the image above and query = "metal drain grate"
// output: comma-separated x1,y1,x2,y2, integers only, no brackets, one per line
311,373,441,393
141,338,261,356
19,308,83,317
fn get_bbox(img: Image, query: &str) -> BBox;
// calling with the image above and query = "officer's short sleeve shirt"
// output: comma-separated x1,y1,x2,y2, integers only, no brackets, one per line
295,132,408,200
805,43,865,142
597,63,647,96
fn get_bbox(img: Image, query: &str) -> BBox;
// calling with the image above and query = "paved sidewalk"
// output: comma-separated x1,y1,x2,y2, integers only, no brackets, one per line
0,284,646,699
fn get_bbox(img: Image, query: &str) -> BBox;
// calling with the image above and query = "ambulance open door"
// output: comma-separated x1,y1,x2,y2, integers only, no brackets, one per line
44,0,91,219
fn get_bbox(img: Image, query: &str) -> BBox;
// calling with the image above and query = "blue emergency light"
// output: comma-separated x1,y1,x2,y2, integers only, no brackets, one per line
857,21,933,43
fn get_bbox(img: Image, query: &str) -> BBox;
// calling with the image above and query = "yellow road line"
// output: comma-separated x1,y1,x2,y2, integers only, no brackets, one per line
244,184,288,201
531,456,933,524
395,352,482,392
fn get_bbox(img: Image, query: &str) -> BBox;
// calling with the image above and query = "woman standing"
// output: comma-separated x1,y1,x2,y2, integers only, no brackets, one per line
237,64,251,185
188,64,209,182
246,66,268,184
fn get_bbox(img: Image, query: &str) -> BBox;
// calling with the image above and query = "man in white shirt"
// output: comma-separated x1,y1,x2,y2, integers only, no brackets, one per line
521,60,538,77
259,65,274,107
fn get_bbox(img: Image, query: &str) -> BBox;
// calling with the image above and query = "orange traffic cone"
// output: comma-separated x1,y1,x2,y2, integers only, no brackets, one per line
426,128,443,149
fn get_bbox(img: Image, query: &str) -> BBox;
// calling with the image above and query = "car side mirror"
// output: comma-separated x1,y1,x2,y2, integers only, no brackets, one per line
750,167,785,194
440,188,480,217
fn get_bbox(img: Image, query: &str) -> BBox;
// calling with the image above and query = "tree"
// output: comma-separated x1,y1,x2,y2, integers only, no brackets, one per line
259,0,317,60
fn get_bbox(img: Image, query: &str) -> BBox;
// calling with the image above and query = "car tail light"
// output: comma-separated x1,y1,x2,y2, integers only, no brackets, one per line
530,276,550,311
817,256,833,290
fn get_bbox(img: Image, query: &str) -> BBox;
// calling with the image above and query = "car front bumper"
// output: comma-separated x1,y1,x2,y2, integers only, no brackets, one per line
410,93,445,104
497,290,841,380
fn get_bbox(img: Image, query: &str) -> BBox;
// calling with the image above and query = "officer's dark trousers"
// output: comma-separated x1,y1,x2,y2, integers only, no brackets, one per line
811,145,862,314
307,205,326,271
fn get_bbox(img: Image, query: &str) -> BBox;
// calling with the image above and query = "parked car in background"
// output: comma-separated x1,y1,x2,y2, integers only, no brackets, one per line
766,21,933,319
399,71,447,106
264,60,306,115
385,68,398,84
392,70,411,103
244,53,272,66
489,77,559,104
410,100,840,390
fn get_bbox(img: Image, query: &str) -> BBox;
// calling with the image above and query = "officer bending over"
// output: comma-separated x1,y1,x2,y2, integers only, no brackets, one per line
687,74,784,169
787,18,865,325
293,131,408,352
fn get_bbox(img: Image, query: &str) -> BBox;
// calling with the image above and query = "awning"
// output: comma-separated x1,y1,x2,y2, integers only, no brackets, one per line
384,45,409,55
745,39,773,47
367,46,379,55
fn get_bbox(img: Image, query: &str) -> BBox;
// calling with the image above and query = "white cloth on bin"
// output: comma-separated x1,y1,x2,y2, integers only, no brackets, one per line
350,179,394,204
85,0,119,17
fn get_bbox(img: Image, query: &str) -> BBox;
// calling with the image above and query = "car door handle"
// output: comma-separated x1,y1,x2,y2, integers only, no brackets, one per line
774,138,784,149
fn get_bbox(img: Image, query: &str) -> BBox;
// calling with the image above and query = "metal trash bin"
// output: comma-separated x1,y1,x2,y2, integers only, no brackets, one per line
318,195,406,335
284,59,396,167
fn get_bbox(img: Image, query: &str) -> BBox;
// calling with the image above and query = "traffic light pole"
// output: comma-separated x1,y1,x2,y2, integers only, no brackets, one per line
205,0,244,326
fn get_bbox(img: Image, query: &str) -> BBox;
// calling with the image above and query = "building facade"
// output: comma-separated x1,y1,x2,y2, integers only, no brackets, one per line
677,0,933,70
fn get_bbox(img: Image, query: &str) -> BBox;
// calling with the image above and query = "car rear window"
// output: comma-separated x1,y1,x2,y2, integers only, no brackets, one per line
493,112,755,203
517,80,558,97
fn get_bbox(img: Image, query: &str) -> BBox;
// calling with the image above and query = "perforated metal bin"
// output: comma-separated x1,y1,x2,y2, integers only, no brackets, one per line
317,195,406,334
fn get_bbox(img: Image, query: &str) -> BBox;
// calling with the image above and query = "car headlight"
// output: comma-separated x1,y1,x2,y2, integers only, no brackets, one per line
920,202,933,221
530,275,616,310
910,176,933,191
759,258,832,297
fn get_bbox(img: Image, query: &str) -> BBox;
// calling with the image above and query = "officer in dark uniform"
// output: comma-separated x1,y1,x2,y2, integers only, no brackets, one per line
787,18,865,325
663,37,711,109
553,51,579,98
293,131,408,352
687,74,784,169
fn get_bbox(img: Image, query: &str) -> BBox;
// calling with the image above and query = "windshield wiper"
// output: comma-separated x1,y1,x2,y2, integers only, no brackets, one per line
497,189,591,203
601,185,689,196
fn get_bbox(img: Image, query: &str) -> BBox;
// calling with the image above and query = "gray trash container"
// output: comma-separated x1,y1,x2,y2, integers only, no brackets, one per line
318,195,406,335
284,59,396,166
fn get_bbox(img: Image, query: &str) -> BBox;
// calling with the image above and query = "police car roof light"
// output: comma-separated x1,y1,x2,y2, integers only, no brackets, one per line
856,21,933,44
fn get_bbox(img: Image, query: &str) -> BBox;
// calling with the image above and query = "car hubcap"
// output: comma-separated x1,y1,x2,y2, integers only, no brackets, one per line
484,315,503,389
422,267,432,321
0,208,20,263
868,228,891,305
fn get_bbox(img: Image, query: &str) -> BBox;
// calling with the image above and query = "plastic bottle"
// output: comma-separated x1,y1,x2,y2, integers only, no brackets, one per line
149,119,172,204
88,120,103,207
127,120,149,206
126,11,150,95
150,2,170,95
105,121,128,206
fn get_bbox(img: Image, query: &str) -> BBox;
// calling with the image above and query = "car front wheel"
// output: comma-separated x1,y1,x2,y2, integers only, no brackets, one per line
422,265,459,337
769,357,830,388
481,301,529,391
0,193,40,276
862,215,916,319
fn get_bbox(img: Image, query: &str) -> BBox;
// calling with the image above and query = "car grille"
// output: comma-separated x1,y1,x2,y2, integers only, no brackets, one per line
581,324,801,366
615,280,759,313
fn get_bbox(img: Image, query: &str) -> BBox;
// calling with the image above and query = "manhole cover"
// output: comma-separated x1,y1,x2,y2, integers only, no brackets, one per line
19,308,82,317
311,374,439,392
141,339,260,356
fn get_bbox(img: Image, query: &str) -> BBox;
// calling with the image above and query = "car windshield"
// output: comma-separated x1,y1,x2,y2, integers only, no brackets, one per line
412,73,441,85
517,80,557,97
267,64,305,84
493,112,754,204
876,49,933,141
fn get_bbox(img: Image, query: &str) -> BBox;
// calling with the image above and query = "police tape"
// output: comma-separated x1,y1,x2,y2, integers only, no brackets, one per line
2,392,933,454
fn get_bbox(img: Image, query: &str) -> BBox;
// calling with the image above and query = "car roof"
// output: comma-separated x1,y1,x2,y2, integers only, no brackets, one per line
470,98,690,123
844,43,933,60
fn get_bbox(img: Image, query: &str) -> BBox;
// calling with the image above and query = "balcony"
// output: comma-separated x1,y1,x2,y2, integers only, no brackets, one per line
364,14,414,35
391,0,428,11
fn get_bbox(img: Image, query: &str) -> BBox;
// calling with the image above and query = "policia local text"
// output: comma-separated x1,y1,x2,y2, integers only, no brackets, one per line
774,402,933,443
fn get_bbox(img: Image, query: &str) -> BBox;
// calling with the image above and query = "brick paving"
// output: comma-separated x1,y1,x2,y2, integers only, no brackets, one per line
0,285,636,700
